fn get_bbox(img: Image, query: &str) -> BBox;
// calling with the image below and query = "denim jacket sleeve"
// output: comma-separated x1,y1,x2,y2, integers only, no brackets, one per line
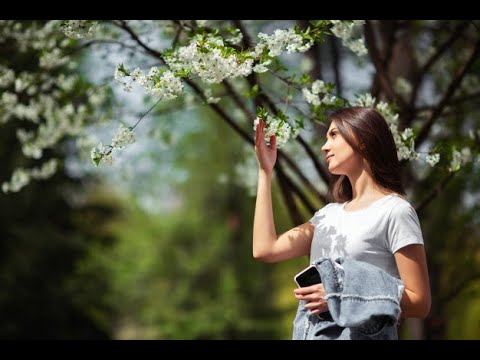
314,257,404,330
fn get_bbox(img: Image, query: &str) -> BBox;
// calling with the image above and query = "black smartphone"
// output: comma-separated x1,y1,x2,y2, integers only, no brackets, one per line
294,265,322,288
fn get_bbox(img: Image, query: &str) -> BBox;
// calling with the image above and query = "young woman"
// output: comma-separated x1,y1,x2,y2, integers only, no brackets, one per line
252,107,431,335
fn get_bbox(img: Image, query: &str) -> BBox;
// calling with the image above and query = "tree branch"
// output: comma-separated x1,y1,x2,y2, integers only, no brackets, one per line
172,21,184,48
231,20,330,199
415,90,480,112
250,75,328,199
110,20,164,61
232,20,254,47
415,39,480,149
187,80,254,144
222,80,255,120
296,136,330,191
278,153,327,204
329,36,342,97
299,20,322,80
187,79,320,214
67,38,141,57
415,171,456,217
364,20,407,108
415,21,469,89
370,20,399,99
277,162,318,216
406,21,470,127
111,19,325,214
221,79,326,204
275,162,305,226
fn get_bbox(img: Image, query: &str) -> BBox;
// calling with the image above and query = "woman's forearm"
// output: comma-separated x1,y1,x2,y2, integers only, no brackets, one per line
252,170,278,260
400,287,431,319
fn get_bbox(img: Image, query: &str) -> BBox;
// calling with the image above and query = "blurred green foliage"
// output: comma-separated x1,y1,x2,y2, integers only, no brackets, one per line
1,20,480,340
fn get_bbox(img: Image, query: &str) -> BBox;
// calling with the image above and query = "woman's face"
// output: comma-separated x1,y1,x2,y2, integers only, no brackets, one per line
321,121,363,175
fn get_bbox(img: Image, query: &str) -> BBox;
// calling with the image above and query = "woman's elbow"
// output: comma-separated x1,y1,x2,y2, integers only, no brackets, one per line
402,290,431,319
252,249,276,263
419,297,432,319
413,294,431,319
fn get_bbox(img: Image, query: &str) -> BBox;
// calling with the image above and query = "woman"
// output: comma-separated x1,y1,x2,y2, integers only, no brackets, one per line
252,107,431,338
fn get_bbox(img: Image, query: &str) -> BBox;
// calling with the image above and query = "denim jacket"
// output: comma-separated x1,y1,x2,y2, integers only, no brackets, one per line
292,257,404,340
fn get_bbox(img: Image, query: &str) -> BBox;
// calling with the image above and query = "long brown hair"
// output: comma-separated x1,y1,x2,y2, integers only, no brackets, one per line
326,107,406,203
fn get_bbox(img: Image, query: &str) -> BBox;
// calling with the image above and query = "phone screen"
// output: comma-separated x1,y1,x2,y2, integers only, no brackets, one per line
295,266,322,287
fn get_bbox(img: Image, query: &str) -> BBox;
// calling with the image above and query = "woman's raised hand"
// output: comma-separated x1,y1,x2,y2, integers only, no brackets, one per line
254,119,277,174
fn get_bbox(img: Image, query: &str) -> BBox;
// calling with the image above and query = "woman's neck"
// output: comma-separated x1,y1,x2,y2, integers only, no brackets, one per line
346,168,389,202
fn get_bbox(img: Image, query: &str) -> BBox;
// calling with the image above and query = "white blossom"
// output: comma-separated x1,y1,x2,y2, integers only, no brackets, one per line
311,80,327,95
253,62,270,73
302,88,321,106
253,115,299,148
330,20,367,56
226,31,243,45
0,66,15,87
355,93,376,108
426,153,440,167
1,20,108,191
448,147,472,172
60,20,97,39
2,159,58,193
401,128,414,140
111,124,136,148
204,88,221,104
394,77,413,98
299,57,314,73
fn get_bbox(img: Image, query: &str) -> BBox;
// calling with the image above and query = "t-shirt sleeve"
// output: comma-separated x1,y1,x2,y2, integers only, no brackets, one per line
386,202,424,253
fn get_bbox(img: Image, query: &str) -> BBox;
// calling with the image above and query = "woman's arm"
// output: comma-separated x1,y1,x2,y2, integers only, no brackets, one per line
253,170,313,263
252,120,313,263
394,244,431,318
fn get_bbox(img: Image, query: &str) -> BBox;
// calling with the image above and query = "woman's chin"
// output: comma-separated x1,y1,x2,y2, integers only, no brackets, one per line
328,166,344,176
327,163,337,172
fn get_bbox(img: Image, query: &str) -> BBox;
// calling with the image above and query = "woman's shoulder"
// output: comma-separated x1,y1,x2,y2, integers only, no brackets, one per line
323,201,343,210
322,202,344,216
309,202,340,226
313,202,341,216
388,193,410,206
386,194,418,216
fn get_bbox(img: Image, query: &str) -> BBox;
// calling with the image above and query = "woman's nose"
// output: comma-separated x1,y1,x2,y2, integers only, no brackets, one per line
321,141,329,153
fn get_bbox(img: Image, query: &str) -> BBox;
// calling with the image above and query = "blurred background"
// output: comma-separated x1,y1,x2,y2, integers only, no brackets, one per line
0,20,479,339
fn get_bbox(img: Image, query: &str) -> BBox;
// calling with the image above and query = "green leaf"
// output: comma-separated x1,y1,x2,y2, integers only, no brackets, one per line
92,155,101,167
244,84,259,99
300,73,311,85
256,106,269,119
117,64,130,76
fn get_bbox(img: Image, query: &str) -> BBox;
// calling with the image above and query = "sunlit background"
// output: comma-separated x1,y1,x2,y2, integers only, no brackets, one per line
1,20,479,339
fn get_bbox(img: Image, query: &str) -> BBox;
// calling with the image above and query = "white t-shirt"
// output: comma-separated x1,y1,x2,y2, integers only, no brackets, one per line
308,194,424,279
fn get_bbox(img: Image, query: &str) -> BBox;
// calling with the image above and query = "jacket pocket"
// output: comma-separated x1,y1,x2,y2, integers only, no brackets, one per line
352,316,397,340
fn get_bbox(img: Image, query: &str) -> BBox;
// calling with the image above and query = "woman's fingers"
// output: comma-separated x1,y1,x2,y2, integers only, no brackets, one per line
294,283,328,314
255,120,264,147
295,292,324,301
269,134,276,150
304,301,327,310
294,283,323,296
305,302,329,314
310,305,329,316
